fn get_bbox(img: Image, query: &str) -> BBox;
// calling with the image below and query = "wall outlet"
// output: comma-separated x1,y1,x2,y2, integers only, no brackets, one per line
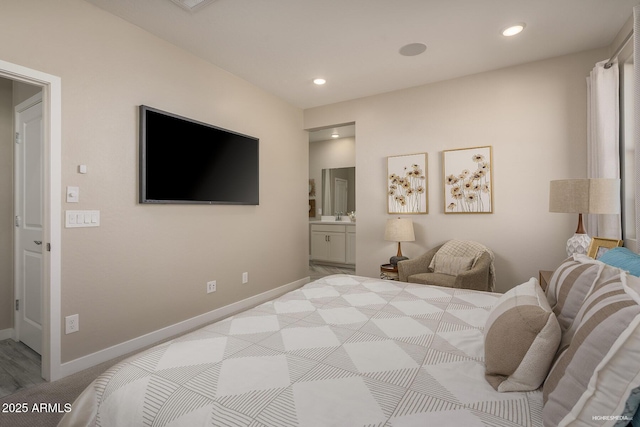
242,272,249,284
65,314,79,334
207,280,217,293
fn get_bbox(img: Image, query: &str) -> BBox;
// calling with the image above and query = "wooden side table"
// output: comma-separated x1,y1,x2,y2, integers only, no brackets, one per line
538,270,553,291
380,263,399,280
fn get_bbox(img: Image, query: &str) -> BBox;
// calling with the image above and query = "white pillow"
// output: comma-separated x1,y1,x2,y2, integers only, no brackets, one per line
484,278,561,392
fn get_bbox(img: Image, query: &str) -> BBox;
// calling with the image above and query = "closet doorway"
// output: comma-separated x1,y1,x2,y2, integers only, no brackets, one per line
0,59,62,383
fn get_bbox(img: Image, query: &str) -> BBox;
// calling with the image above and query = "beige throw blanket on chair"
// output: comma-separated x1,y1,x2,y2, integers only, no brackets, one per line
428,239,496,292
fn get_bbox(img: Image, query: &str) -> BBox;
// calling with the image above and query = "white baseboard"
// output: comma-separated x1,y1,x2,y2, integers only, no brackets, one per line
59,276,310,379
0,328,15,341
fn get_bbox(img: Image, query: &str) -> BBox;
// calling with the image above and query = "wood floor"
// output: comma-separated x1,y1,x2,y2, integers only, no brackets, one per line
0,339,44,399
308,262,355,281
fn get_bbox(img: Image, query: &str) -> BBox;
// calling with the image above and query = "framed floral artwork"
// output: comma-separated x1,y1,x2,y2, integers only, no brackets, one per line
443,146,493,214
387,153,428,214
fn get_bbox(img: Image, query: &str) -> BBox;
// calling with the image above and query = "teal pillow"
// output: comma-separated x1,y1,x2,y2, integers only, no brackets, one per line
599,247,640,277
622,386,640,426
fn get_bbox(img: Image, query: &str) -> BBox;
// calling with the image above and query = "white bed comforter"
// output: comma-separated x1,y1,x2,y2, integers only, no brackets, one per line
60,275,542,426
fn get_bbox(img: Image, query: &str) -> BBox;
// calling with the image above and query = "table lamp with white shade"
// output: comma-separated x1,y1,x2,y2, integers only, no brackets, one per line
549,178,620,256
384,218,415,265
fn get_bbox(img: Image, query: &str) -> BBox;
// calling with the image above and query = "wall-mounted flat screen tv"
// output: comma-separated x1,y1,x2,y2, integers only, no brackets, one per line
139,105,259,205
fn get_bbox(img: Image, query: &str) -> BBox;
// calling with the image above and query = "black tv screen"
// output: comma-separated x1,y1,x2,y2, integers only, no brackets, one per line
139,105,259,205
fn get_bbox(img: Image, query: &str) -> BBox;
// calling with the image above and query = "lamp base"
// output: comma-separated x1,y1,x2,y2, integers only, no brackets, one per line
566,233,591,256
390,256,408,266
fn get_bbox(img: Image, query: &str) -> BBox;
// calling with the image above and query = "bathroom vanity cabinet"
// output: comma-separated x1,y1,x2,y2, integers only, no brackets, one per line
310,223,355,265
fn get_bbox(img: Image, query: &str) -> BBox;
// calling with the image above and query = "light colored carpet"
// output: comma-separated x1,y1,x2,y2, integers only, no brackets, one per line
0,331,186,426
0,355,121,426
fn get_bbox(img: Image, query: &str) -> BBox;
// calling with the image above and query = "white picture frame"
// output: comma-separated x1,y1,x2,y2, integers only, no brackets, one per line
387,153,428,214
443,146,493,214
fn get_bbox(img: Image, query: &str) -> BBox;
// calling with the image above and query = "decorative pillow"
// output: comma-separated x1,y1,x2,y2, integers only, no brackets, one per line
555,258,626,350
545,256,601,334
432,253,475,276
484,278,561,392
622,387,640,427
599,247,640,277
543,273,640,426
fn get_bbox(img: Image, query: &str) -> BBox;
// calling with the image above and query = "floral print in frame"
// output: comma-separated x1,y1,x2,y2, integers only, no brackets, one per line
443,146,493,214
387,153,428,214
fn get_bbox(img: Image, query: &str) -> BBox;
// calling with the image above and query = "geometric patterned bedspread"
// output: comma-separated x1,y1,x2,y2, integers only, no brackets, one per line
59,275,543,427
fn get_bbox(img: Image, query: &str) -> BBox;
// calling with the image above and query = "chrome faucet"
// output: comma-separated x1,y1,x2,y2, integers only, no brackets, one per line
335,212,342,220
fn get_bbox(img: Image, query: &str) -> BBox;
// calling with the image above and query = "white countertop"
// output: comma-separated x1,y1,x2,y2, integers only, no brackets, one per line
309,220,356,226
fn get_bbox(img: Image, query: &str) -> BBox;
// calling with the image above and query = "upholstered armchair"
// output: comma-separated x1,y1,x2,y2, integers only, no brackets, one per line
397,241,495,292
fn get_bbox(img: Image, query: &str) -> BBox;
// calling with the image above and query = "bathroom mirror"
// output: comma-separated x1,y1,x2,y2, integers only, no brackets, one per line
322,167,355,216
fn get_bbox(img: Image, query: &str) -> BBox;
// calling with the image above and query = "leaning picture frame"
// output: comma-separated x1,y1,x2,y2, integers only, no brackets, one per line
443,146,493,214
308,199,316,218
587,237,623,259
387,153,428,214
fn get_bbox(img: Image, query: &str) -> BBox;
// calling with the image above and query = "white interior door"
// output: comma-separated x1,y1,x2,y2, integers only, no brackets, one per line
334,178,347,215
323,170,332,215
15,93,43,355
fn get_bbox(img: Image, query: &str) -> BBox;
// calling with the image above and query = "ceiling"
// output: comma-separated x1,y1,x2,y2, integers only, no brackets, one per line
85,0,636,109
309,124,355,143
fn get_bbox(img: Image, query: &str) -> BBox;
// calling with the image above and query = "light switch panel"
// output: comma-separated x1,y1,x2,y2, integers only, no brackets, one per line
65,210,100,228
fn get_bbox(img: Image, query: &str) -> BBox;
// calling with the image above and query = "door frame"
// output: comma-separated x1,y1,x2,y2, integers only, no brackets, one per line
1,59,62,381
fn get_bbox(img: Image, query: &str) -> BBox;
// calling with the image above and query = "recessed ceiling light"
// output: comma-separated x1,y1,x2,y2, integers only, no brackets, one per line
399,43,427,57
331,132,339,138
502,23,526,37
313,78,326,85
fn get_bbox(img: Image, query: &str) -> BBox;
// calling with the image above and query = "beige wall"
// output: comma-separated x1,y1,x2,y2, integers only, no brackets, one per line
0,78,12,332
304,49,608,293
0,0,308,362
0,0,617,365
309,136,356,219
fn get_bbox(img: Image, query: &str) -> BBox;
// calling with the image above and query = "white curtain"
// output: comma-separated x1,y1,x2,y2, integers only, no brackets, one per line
586,61,621,239
635,6,640,251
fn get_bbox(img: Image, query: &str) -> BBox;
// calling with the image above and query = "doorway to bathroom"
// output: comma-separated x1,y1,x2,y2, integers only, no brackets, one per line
308,124,356,278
